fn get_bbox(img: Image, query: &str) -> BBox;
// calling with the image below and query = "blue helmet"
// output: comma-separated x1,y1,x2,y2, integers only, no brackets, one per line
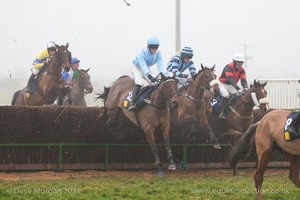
147,37,160,45
147,37,160,49
72,57,80,63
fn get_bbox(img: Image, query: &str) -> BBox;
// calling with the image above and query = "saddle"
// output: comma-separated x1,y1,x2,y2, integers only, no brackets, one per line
123,86,155,110
209,94,239,118
284,111,300,141
27,64,48,95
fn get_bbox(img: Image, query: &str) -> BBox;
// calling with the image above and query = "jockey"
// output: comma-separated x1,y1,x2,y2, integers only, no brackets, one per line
218,53,249,119
62,57,80,87
166,47,196,86
128,36,165,111
25,41,57,92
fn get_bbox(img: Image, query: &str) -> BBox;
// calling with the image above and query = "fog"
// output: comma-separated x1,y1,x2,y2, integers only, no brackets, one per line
1,0,300,105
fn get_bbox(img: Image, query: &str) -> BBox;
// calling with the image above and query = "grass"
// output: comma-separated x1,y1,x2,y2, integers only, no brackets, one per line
0,169,299,200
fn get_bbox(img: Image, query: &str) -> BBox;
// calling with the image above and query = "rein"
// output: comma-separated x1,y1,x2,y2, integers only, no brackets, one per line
179,72,206,103
230,87,265,119
144,79,177,110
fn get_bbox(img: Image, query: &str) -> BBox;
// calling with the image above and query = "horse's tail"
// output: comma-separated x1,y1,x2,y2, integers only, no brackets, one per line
11,90,22,105
94,86,110,103
229,122,259,167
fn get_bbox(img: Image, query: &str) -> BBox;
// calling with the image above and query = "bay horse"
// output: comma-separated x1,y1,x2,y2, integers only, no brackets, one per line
206,80,268,140
171,64,221,149
12,43,72,106
229,109,300,200
60,68,94,106
96,74,180,177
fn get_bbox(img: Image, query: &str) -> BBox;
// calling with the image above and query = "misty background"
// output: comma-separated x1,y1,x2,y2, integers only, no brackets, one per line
1,0,300,105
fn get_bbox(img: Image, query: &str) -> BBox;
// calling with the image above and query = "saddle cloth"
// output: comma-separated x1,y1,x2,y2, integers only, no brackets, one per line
208,94,239,117
284,111,300,142
123,86,155,110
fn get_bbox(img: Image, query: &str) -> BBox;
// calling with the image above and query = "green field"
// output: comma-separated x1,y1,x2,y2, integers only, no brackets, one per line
0,169,299,200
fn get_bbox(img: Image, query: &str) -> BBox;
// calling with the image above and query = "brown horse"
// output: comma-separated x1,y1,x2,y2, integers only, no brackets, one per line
12,43,72,106
60,68,93,106
229,109,300,200
171,64,221,148
206,80,268,142
97,74,179,177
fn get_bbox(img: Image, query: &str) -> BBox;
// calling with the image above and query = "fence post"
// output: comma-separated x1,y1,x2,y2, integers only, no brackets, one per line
104,144,109,171
57,144,63,171
181,144,188,170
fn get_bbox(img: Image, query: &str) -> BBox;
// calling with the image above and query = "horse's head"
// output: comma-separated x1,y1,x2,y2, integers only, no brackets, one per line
77,68,93,94
55,43,72,72
159,74,180,108
244,80,268,107
192,64,217,90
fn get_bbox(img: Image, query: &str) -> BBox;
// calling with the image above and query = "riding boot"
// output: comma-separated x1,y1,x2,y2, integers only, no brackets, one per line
128,84,141,111
24,74,35,92
219,97,228,119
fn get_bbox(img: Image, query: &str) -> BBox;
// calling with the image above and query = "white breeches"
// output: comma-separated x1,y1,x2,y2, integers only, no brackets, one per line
132,64,158,86
219,82,238,97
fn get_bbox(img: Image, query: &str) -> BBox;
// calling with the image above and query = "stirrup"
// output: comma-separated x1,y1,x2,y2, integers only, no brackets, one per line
219,113,227,119
127,104,137,111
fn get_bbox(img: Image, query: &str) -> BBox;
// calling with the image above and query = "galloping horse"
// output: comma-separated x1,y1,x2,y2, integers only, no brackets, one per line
171,64,220,148
96,74,179,177
60,68,93,106
12,43,71,106
229,109,300,200
206,80,268,141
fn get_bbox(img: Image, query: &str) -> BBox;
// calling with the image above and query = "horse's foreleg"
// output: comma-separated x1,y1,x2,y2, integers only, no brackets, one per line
289,155,300,187
144,127,163,177
161,123,176,171
178,113,198,125
200,117,221,149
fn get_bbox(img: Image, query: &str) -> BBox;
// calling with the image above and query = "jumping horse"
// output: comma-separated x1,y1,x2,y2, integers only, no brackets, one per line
171,64,221,149
206,80,267,174
229,109,300,200
206,80,268,141
12,43,72,106
59,68,93,106
96,74,180,177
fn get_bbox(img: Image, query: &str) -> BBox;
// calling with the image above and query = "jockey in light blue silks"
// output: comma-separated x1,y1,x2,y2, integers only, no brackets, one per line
128,36,165,111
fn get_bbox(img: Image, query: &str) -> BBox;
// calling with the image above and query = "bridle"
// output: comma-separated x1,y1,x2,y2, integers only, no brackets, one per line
230,86,267,119
146,79,178,110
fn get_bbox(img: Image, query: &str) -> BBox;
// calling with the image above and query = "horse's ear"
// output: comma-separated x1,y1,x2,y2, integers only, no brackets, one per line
212,64,216,71
86,68,90,72
66,43,69,49
160,72,167,81
253,79,257,86
55,44,59,49
261,81,267,87
201,63,204,70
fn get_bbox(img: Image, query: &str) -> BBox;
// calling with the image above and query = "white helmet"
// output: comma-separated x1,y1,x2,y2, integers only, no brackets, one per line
47,41,56,49
232,53,245,62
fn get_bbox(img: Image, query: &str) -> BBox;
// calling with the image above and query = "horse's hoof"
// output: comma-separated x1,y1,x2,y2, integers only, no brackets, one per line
214,144,221,149
168,164,176,170
157,171,164,177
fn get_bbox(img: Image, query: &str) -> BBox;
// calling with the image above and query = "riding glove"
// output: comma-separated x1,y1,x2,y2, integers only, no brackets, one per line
147,74,156,82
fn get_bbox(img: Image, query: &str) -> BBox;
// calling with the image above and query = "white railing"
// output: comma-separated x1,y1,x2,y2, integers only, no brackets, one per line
258,79,300,109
